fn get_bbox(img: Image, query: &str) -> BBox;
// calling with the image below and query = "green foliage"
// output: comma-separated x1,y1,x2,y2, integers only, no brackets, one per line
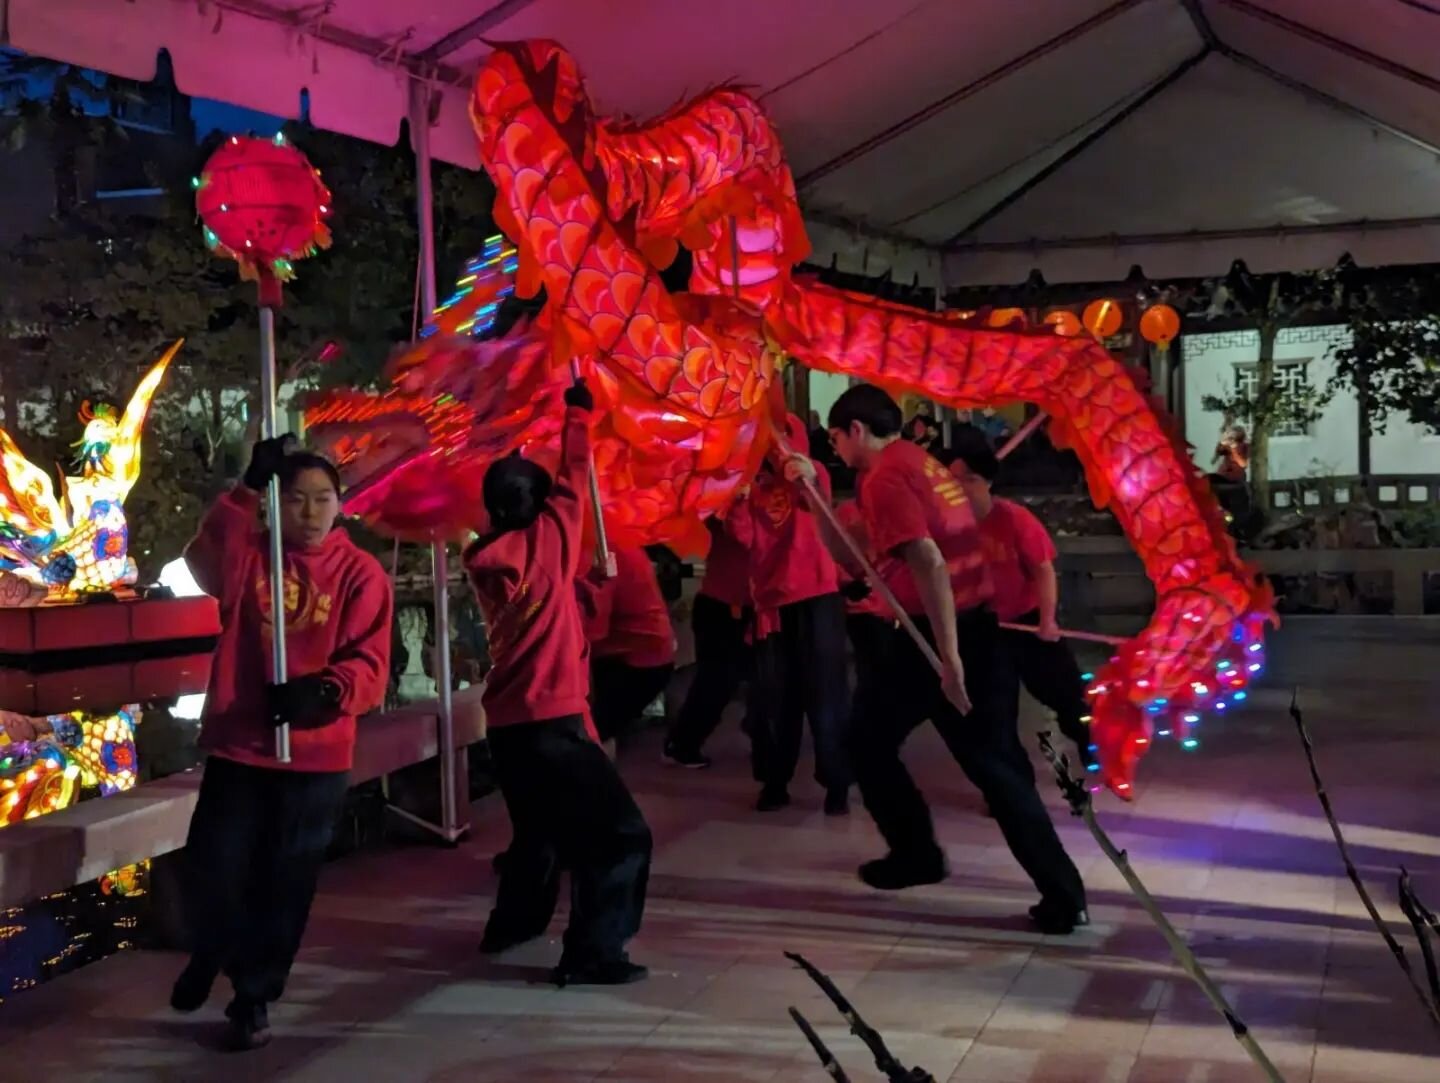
0,88,496,581
1329,273,1440,435
1198,383,1326,436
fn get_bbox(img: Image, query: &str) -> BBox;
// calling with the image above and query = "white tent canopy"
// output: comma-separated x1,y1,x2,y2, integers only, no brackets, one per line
11,0,1440,284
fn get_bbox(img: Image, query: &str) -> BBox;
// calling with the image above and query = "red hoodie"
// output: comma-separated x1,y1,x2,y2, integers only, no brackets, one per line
576,548,676,668
727,414,839,613
464,406,592,729
184,487,393,773
698,518,750,611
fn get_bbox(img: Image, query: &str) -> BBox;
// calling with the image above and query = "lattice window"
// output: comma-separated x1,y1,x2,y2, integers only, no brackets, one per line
1233,360,1313,436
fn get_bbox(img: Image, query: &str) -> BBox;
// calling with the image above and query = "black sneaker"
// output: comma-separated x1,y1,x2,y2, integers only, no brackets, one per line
1029,899,1090,935
662,741,711,769
756,785,790,812
170,956,218,1013
479,917,550,955
223,999,272,1052
824,788,850,816
552,958,649,987
858,851,948,891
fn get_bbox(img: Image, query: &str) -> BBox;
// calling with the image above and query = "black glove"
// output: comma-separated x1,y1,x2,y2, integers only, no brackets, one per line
840,579,872,603
243,435,296,491
267,675,340,729
563,378,594,412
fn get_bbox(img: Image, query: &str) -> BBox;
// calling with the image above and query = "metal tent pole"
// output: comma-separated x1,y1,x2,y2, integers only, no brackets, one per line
404,76,467,843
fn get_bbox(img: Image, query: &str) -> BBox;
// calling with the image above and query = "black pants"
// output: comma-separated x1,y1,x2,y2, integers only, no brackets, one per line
667,595,751,755
850,610,1086,912
183,756,349,1007
488,715,651,966
591,657,674,744
748,592,852,792
846,613,894,705
1000,609,1091,756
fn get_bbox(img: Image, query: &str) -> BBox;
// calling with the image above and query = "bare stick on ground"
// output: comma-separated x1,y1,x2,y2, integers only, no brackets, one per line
1037,732,1287,1081
1291,689,1440,1034
785,952,937,1082
789,1007,853,1082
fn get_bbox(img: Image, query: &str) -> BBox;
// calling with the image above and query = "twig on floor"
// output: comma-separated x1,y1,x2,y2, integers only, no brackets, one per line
1038,732,1287,1082
789,1007,853,1082
1289,690,1440,1036
1399,868,1440,1011
784,952,937,1082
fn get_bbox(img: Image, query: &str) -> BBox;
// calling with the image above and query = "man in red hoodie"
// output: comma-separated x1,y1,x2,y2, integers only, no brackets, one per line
170,440,393,1050
791,384,1087,935
578,546,677,753
465,377,651,987
729,414,851,814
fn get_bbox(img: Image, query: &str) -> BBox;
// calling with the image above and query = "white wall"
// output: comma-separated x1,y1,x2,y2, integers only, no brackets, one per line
808,370,852,429
1184,326,1440,481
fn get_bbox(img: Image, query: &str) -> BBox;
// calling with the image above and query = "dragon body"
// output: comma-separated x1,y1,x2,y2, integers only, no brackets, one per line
305,42,1274,793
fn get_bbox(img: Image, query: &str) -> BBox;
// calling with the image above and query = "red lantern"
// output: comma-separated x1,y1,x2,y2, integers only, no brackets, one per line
1082,298,1123,339
1043,310,1083,337
1140,303,1181,348
986,307,1027,329
195,133,331,305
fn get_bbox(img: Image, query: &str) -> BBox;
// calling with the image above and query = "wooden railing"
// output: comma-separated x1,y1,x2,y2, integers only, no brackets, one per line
1055,537,1440,621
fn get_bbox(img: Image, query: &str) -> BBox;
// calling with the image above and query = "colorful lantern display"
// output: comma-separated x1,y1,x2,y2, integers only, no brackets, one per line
0,344,179,604
1140,303,1182,348
195,133,331,305
310,40,1274,794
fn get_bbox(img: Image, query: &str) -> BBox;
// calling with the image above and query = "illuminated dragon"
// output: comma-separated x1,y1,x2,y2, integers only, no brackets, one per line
305,42,1274,794
0,342,180,605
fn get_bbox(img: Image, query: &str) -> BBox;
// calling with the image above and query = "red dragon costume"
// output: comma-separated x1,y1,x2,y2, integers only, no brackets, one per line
305,40,1275,796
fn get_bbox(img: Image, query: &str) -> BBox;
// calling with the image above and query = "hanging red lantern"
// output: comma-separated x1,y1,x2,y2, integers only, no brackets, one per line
985,307,1027,329
1139,303,1181,348
195,133,332,306
1082,298,1123,339
1043,309,1083,337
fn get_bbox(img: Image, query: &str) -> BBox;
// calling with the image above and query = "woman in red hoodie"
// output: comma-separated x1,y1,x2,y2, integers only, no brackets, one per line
577,547,676,754
169,438,393,1050
465,377,650,987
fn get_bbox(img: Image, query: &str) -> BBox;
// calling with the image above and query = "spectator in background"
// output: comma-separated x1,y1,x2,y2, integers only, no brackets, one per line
808,410,830,461
906,413,940,454
974,408,1013,448
1214,423,1249,483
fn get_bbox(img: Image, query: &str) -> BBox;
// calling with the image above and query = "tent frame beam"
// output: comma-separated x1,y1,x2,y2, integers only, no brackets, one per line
942,46,1210,249
417,0,541,62
795,0,1147,190
1217,0,1440,97
946,214,1440,255
204,0,465,83
1220,45,1440,158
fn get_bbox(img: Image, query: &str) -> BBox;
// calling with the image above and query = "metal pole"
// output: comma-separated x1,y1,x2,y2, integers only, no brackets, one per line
259,305,290,764
410,77,464,841
569,359,613,577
